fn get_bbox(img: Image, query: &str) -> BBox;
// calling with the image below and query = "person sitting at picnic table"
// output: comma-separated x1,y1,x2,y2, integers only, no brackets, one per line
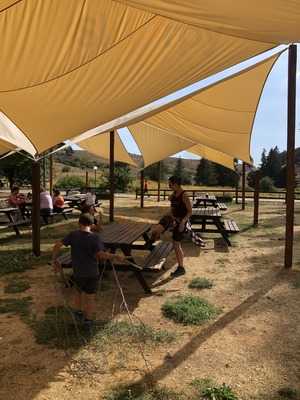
81,203,103,233
8,186,27,217
150,176,192,277
40,187,53,221
52,189,64,213
52,213,125,329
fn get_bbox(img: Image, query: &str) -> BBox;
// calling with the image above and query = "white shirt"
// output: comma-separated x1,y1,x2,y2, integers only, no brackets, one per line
40,191,53,209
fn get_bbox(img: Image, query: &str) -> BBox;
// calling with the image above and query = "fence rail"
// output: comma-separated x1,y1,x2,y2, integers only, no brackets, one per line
136,188,300,201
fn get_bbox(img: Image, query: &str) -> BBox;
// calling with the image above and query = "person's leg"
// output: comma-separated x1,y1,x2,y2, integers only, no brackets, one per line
171,226,186,277
82,293,96,321
173,240,184,267
71,288,82,313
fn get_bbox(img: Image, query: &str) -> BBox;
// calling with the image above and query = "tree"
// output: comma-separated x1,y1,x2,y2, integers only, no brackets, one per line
214,164,238,187
114,162,133,192
144,161,169,181
260,148,268,175
265,146,281,184
194,158,217,186
172,157,191,184
0,153,33,188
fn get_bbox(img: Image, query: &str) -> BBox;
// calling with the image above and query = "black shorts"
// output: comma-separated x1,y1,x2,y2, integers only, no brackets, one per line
172,222,186,242
72,276,99,294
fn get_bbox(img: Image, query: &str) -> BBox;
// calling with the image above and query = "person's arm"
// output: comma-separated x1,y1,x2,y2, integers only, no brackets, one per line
96,250,125,263
178,193,192,231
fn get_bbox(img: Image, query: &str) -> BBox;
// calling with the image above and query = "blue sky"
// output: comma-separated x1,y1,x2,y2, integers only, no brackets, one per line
118,45,300,167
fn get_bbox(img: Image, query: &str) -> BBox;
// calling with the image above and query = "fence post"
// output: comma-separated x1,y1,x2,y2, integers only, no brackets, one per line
163,190,166,201
253,172,261,227
140,169,144,208
242,162,246,210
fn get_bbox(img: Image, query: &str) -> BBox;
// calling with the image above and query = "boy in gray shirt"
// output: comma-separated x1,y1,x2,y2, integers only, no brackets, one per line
52,213,124,326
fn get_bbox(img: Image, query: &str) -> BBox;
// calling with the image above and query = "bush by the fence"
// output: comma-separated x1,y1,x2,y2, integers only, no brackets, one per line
55,175,85,189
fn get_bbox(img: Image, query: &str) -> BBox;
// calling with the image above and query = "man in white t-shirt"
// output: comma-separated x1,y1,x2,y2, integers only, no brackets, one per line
40,187,53,223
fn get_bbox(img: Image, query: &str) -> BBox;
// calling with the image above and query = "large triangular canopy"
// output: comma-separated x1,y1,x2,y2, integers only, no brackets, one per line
126,52,280,164
128,123,235,170
1,0,298,154
77,131,137,166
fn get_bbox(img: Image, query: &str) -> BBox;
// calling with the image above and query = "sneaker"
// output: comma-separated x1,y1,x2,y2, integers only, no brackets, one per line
71,309,84,322
170,266,186,277
82,319,95,334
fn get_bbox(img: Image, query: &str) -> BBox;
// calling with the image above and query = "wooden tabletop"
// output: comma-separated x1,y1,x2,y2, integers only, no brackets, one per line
0,207,18,213
195,195,217,201
99,222,151,246
192,207,221,217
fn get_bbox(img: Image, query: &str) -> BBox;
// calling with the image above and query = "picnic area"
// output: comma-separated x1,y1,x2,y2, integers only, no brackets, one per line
0,194,300,400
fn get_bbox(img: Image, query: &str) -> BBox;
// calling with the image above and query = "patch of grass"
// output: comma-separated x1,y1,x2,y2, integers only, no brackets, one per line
188,277,213,290
4,280,31,293
33,306,92,349
0,250,50,276
292,279,300,289
104,384,182,400
191,379,238,400
33,307,175,349
101,320,175,344
0,296,32,317
278,387,299,399
162,295,219,325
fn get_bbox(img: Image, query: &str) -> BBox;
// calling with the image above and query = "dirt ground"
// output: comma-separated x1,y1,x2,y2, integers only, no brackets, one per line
0,197,299,400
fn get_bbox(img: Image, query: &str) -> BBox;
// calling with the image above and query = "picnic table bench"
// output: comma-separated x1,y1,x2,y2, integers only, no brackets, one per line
0,207,30,236
56,222,173,294
193,195,217,208
190,207,239,246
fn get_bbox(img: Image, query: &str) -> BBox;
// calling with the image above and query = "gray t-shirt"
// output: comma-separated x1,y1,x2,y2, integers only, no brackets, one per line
62,230,104,277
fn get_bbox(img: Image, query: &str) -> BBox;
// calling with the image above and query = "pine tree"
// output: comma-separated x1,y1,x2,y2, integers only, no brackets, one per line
173,157,183,180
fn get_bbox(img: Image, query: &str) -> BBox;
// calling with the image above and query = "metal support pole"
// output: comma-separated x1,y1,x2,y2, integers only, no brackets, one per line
85,171,89,189
109,130,115,222
42,157,46,188
32,161,40,256
284,44,297,269
242,162,246,210
235,182,239,204
140,169,144,208
253,172,260,227
157,162,161,202
49,153,53,194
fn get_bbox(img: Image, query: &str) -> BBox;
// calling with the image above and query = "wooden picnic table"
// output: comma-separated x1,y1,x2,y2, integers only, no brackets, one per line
0,207,28,236
58,222,156,293
193,195,217,208
190,207,232,246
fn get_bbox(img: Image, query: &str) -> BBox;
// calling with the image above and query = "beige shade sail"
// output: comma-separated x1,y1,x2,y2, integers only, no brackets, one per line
0,112,36,156
0,0,284,154
119,0,300,43
187,144,235,171
128,123,235,170
77,131,137,166
127,52,281,164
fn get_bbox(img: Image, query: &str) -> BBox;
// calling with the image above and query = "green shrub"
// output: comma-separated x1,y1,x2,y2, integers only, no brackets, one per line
278,387,299,399
188,278,213,290
104,384,182,400
55,175,84,189
162,295,219,325
4,280,31,293
0,297,32,317
260,176,276,192
191,379,238,400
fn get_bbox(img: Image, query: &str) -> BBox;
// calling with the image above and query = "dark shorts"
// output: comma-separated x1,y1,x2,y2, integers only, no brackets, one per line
72,276,99,294
158,215,186,242
172,222,186,242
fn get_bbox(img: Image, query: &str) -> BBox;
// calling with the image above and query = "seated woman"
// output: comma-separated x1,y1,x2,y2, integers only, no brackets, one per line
8,186,26,217
52,189,65,213
40,187,53,223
